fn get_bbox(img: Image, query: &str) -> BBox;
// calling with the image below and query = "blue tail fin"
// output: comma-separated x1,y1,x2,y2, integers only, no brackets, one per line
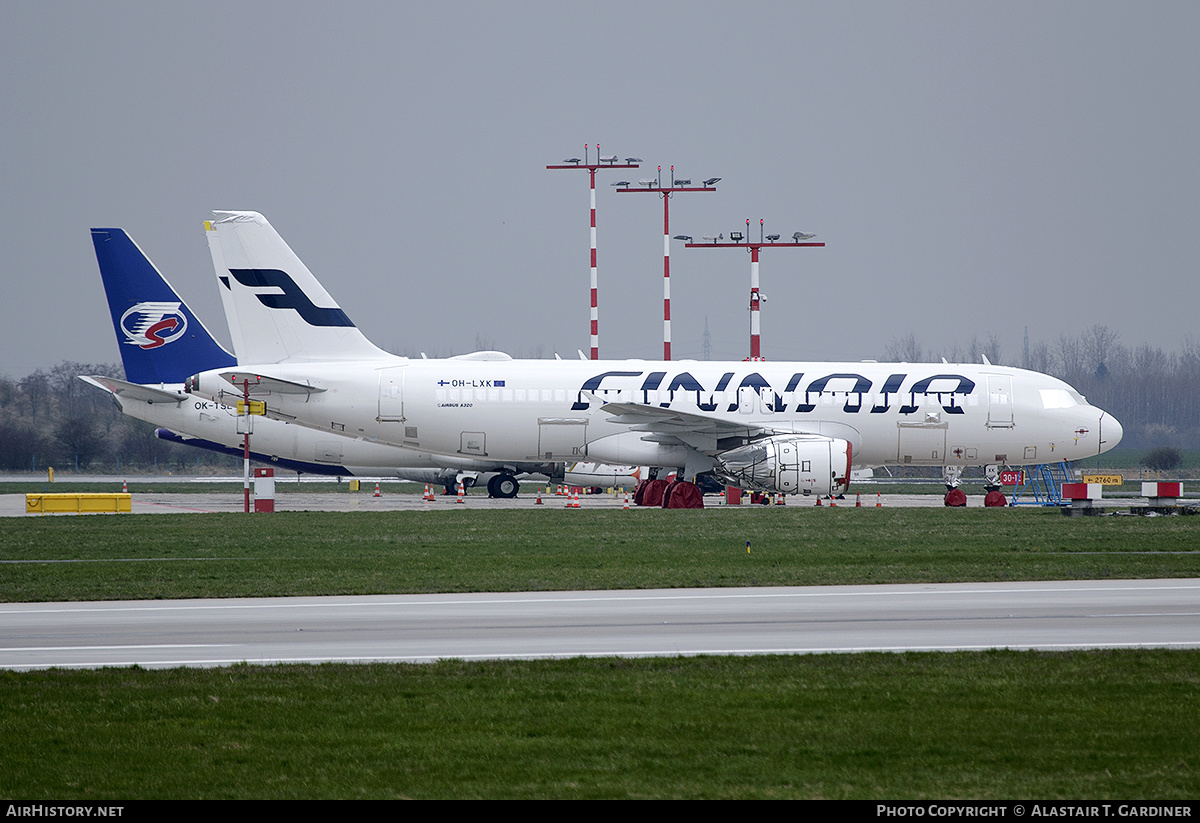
92,228,236,384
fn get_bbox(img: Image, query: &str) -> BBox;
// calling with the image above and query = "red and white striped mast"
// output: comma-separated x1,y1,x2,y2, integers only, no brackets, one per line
615,167,718,360
684,221,824,359
547,145,639,360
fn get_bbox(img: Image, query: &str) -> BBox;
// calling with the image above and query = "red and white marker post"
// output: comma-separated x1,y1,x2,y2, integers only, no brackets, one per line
547,145,640,359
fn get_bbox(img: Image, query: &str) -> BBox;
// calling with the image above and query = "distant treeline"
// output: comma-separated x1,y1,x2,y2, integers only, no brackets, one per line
0,361,236,474
884,325,1200,450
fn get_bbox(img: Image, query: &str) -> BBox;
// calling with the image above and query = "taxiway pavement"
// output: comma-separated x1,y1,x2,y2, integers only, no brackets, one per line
3,579,1197,670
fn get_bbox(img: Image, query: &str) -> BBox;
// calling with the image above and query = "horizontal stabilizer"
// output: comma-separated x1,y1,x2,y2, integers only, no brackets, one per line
218,371,327,395
78,375,187,404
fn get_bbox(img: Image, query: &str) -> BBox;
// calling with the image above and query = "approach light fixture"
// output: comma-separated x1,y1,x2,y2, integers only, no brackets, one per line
703,177,721,186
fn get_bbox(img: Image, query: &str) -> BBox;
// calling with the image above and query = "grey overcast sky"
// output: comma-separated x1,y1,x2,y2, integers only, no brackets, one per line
2,1,1198,377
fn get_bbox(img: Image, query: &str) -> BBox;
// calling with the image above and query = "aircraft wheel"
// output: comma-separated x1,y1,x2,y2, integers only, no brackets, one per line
490,474,519,499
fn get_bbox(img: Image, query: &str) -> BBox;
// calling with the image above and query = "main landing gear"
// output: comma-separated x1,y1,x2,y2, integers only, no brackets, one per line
487,473,519,499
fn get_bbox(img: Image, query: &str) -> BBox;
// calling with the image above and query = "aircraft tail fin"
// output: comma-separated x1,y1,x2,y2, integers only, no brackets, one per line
207,211,389,364
91,228,236,385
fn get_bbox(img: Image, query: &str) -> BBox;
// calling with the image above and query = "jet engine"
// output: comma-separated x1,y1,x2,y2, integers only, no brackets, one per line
714,435,851,496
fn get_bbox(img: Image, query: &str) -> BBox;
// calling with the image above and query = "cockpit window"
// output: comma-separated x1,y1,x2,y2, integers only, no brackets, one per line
1039,388,1079,409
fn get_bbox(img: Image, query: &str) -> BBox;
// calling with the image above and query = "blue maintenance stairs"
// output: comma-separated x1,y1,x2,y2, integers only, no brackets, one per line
1008,461,1073,506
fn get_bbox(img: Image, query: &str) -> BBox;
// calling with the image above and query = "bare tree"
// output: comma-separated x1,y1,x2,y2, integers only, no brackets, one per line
1027,340,1052,374
1055,335,1085,384
1081,324,1119,379
884,333,925,362
18,370,50,418
983,332,1003,366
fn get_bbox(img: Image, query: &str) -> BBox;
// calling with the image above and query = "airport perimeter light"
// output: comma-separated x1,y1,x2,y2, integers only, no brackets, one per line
616,166,717,360
548,145,640,360
684,220,824,359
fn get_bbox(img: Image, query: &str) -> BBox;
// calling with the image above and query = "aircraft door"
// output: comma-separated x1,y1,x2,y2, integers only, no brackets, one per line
538,418,588,460
898,395,949,464
378,367,405,423
987,375,1014,428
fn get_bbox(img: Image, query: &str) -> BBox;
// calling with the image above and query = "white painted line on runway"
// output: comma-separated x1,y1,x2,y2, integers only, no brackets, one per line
7,644,237,652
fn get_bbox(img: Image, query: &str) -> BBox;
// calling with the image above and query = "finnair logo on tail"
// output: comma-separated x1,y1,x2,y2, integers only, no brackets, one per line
120,302,188,349
229,269,353,327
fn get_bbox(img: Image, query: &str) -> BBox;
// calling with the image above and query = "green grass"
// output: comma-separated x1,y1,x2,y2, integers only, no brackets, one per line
4,504,1198,799
1,651,1196,799
1090,448,1200,472
2,508,1198,603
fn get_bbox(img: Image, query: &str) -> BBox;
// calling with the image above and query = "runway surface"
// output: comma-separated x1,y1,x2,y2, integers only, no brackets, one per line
3,579,1197,670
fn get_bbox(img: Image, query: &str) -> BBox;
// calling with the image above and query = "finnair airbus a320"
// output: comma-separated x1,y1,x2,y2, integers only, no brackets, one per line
186,211,1122,497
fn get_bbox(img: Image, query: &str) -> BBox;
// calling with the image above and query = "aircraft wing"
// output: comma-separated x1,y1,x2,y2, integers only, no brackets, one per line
79,375,187,404
594,400,771,453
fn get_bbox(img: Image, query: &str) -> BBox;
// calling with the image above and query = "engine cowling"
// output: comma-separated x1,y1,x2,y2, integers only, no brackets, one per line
715,435,852,496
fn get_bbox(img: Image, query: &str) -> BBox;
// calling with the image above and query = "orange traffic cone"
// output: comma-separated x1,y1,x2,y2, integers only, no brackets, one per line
855,493,862,507
876,492,882,508
121,480,128,493
815,496,822,507
535,487,544,505
373,483,381,497
455,481,465,504
623,490,630,510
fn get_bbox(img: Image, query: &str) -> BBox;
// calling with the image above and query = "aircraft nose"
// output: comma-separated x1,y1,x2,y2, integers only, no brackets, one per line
1101,412,1123,451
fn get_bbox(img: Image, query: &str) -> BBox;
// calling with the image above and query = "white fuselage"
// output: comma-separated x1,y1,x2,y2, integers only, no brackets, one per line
188,357,1121,471
107,383,545,478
